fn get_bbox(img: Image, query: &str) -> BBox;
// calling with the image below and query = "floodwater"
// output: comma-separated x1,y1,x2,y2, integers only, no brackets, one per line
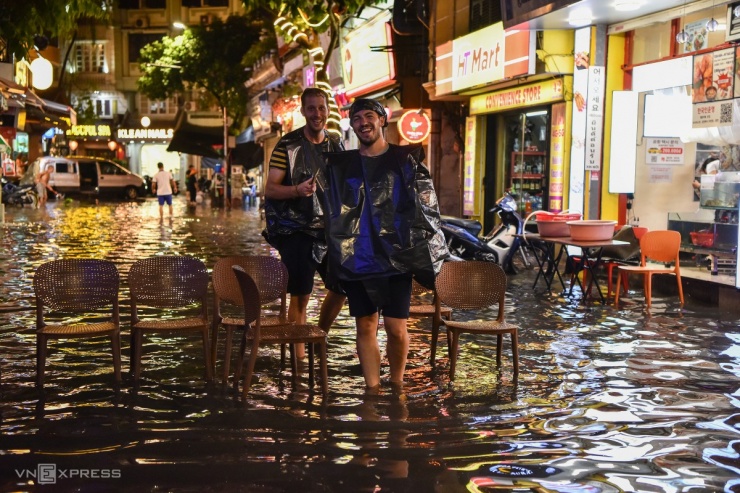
1,197,739,492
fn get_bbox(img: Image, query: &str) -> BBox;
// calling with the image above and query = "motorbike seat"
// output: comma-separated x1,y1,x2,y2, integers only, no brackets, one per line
440,215,483,237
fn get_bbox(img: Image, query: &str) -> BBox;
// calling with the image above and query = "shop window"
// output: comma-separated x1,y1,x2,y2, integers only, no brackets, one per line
95,99,113,118
138,94,177,116
74,42,108,74
469,0,501,32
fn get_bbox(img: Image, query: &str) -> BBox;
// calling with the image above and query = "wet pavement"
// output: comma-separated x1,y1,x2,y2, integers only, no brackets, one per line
1,197,739,492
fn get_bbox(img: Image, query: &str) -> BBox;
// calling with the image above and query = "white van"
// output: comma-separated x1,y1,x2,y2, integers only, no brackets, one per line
37,156,147,200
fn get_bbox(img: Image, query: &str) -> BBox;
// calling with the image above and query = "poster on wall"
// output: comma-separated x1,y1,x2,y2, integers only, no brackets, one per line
683,19,710,53
585,66,605,171
693,48,734,103
463,117,478,216
645,138,685,165
647,166,673,183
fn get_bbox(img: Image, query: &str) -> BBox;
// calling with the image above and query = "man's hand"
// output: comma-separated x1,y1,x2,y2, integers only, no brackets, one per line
296,176,316,197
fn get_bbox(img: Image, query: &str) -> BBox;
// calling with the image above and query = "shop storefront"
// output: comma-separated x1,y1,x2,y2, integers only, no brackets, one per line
66,124,122,160
468,78,571,227
608,1,740,289
117,125,180,180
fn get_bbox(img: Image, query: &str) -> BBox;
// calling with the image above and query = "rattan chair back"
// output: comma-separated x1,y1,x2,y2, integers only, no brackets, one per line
212,255,287,313
35,258,119,314
129,255,209,309
435,261,507,320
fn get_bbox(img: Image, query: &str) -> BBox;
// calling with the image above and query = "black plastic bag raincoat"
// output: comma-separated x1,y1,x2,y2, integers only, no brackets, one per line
320,145,448,289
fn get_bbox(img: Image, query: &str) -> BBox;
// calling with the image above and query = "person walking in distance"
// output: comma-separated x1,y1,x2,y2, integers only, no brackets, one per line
35,165,56,207
321,99,447,390
186,164,198,206
263,88,346,360
152,162,177,219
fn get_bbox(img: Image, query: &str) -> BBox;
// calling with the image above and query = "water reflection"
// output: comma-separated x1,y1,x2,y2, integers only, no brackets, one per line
0,199,739,491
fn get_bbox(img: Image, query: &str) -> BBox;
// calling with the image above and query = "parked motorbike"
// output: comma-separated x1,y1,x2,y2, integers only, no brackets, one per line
440,192,526,273
1,177,38,208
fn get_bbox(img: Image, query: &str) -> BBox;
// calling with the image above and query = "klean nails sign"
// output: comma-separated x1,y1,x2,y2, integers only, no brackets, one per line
116,128,174,140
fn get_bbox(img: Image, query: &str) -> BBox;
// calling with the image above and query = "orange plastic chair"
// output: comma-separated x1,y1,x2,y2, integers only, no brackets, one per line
614,230,684,308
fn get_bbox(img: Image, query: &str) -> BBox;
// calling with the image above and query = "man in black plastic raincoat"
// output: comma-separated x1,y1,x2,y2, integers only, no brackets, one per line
262,88,347,359
320,98,448,389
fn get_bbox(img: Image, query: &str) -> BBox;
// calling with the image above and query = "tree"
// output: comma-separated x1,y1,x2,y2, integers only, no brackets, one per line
137,15,267,134
242,0,385,131
0,0,111,61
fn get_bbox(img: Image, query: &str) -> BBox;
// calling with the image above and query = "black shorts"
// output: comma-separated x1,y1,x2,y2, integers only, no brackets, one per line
341,273,413,319
273,232,328,296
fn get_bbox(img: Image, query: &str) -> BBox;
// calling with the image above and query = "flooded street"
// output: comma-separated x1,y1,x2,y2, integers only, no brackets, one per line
1,197,740,492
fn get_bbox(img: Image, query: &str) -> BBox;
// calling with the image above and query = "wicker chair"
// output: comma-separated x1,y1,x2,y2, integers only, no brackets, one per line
232,265,328,398
434,261,519,381
33,259,121,388
211,255,291,383
128,256,212,382
408,279,452,367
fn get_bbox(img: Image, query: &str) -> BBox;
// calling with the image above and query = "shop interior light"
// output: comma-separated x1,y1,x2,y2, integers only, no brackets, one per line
614,0,644,12
525,110,548,117
675,0,688,44
706,0,719,32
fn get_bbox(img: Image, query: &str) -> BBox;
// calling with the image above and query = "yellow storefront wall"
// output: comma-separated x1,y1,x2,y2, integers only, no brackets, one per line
601,33,626,222
461,30,576,221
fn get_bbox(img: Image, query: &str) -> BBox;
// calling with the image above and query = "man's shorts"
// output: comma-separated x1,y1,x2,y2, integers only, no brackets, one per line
273,232,328,296
158,194,173,206
36,182,47,199
342,273,413,319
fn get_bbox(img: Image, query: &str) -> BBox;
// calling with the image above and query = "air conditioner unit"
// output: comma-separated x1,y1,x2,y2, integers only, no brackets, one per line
200,14,211,26
133,16,149,28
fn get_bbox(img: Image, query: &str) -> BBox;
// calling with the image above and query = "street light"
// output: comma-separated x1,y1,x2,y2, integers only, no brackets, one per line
172,22,186,30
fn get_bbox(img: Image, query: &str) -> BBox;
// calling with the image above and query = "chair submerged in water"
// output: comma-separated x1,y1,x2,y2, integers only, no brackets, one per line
128,255,212,382
33,259,122,388
434,260,519,381
231,265,328,398
614,230,684,309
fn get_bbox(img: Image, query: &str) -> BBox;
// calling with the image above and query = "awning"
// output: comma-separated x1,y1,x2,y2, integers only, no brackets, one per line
231,141,264,169
0,76,25,96
167,110,222,158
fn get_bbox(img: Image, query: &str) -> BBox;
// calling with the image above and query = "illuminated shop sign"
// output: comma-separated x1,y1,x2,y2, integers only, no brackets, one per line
397,110,430,144
66,124,112,138
341,10,395,98
469,78,566,115
117,128,174,140
435,23,533,95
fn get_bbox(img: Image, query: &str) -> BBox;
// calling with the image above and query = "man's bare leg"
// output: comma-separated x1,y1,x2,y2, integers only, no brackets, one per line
288,293,310,359
318,290,346,331
356,313,381,389
383,316,409,384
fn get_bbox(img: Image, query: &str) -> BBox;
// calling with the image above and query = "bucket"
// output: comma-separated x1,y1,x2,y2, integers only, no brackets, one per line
566,220,618,241
524,210,582,237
